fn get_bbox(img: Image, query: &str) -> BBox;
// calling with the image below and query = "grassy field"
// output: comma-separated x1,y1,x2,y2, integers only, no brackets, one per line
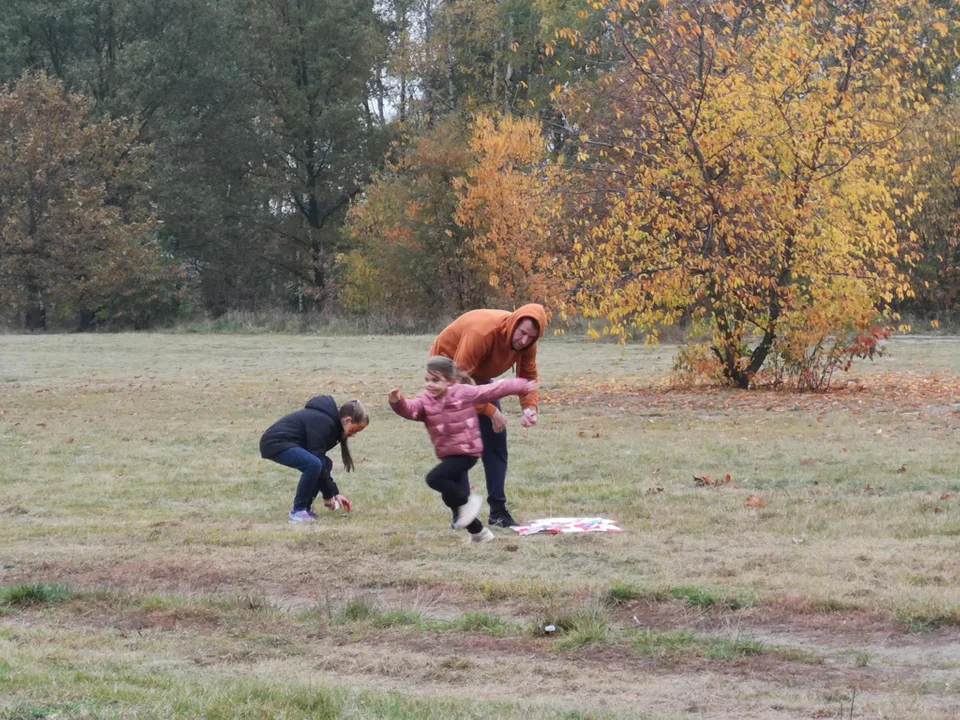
1,334,959,719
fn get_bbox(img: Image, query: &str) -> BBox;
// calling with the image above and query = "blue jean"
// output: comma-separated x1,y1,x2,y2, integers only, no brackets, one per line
270,447,333,512
477,397,509,510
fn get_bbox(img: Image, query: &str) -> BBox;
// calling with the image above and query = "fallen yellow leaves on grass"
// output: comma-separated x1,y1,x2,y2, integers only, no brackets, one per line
545,371,960,414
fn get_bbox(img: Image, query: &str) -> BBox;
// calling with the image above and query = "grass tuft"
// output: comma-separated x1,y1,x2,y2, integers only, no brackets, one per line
372,609,422,628
453,612,518,637
631,629,778,662
338,597,379,623
603,582,644,606
0,584,75,609
669,585,721,609
531,608,612,649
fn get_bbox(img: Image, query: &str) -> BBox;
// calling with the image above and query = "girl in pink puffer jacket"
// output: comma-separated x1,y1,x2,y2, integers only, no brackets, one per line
388,356,539,543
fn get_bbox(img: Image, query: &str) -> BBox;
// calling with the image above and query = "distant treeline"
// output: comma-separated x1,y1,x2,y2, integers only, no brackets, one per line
2,0,959,386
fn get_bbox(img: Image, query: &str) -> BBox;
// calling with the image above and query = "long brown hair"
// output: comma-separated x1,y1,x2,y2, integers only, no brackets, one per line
338,399,368,472
426,356,475,385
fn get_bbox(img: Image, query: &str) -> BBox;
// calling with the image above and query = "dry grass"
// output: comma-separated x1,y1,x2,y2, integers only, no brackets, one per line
2,334,960,718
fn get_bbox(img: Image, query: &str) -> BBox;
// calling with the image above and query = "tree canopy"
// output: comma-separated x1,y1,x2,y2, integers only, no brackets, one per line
1,0,958,387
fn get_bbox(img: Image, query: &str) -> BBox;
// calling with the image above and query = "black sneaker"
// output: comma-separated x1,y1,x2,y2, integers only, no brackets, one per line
488,508,520,528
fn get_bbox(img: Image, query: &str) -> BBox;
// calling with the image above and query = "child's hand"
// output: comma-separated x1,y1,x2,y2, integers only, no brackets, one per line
525,379,540,393
388,388,403,404
324,494,352,513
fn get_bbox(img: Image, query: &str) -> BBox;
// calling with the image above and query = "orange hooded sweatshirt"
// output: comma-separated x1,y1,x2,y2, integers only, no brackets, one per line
429,303,548,418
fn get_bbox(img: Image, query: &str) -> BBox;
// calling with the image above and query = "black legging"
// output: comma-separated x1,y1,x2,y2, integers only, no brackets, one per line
426,455,482,533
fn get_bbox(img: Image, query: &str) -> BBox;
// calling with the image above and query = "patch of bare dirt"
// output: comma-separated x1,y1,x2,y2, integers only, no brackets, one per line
1,557,228,596
612,598,900,636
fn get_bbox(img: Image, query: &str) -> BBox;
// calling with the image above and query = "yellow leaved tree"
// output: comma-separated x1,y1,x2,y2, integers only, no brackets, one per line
455,113,570,307
557,0,953,388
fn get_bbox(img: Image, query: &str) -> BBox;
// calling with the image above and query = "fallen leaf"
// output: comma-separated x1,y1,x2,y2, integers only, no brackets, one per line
897,465,907,473
940,493,952,501
865,484,874,493
800,457,820,466
746,495,766,508
65,437,74,444
36,423,46,428
645,487,664,495
724,474,732,483
934,506,943,514
578,430,585,437
694,475,714,486
592,432,601,439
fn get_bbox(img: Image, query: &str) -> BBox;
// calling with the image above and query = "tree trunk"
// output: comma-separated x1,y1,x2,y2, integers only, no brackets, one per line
23,286,46,330
712,311,750,389
78,308,98,330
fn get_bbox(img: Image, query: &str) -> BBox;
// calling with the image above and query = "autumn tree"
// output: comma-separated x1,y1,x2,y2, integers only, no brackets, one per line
558,0,952,388
344,119,491,322
455,113,569,306
0,74,164,329
895,104,960,319
0,0,290,316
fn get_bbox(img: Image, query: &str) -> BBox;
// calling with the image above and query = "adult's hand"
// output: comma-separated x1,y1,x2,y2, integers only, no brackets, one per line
521,410,538,428
491,409,507,433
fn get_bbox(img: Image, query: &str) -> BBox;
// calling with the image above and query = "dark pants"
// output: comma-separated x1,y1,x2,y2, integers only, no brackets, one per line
426,455,477,510
271,447,332,512
478,397,509,511
426,456,483,533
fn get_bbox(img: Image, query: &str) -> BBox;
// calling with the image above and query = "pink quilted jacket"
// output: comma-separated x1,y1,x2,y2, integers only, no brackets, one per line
389,378,531,458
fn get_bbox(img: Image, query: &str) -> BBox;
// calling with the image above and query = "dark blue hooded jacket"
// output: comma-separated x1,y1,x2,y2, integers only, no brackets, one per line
259,396,344,499
259,395,344,459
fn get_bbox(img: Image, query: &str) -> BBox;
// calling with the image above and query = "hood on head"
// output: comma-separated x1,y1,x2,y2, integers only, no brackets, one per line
305,395,340,418
505,303,548,343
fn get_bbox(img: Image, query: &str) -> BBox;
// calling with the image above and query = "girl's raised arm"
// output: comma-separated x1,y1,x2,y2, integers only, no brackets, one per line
461,378,539,406
388,388,425,421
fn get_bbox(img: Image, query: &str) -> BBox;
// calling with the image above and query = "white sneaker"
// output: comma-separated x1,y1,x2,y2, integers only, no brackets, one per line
469,527,495,544
454,493,483,529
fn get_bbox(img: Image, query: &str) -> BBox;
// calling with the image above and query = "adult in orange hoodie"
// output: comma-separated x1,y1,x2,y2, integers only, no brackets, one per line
430,303,548,527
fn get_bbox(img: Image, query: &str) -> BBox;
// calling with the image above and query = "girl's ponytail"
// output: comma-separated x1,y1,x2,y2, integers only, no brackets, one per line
341,441,354,473
338,399,369,473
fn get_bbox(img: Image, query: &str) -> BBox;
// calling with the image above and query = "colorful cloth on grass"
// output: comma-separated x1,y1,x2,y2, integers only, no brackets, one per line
513,518,622,536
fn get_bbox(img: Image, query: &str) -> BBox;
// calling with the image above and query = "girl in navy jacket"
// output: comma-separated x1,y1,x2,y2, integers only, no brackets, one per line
260,396,369,523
